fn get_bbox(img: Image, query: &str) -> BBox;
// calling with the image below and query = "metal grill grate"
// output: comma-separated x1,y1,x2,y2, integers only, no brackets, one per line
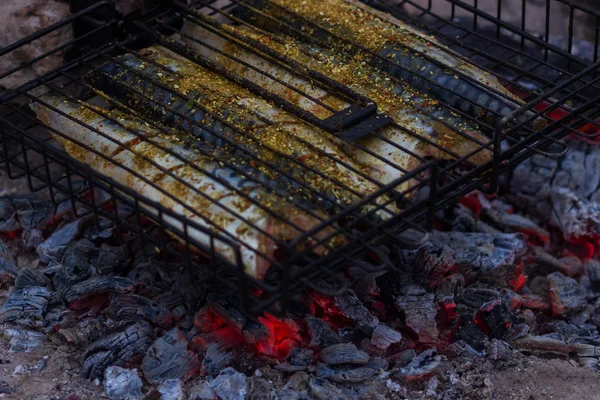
0,0,599,317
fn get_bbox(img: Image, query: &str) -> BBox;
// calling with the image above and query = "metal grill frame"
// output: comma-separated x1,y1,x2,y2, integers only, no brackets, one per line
0,0,599,317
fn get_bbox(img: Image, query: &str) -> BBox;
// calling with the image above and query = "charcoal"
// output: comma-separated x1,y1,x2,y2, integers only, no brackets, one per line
0,198,19,233
0,239,17,284
456,319,487,353
15,268,50,289
585,261,600,294
394,293,438,344
547,272,586,317
64,276,135,303
201,344,233,376
158,379,184,400
458,288,500,309
371,324,403,351
415,244,455,283
103,366,143,400
4,328,46,352
62,239,96,269
82,322,154,380
287,348,314,367
304,315,341,347
283,371,310,392
36,219,83,264
83,218,115,241
414,231,526,273
316,358,388,383
512,335,600,358
390,349,416,368
392,348,440,382
105,294,172,328
142,328,199,384
21,228,43,250
452,204,501,234
477,299,523,341
320,343,369,365
188,382,217,400
333,291,379,330
480,206,549,238
53,263,92,296
13,197,54,230
308,377,357,400
486,339,513,361
248,376,277,400
97,244,129,275
209,367,247,400
0,286,51,323
532,248,582,277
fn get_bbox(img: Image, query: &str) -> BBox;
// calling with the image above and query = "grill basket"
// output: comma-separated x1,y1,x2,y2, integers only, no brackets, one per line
0,0,599,317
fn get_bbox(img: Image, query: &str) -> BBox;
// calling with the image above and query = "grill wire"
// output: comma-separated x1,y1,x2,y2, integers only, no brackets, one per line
0,0,599,316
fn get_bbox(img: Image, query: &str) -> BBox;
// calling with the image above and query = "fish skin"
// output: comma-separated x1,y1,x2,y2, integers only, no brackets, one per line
232,0,542,129
179,20,492,188
86,46,400,219
31,95,339,279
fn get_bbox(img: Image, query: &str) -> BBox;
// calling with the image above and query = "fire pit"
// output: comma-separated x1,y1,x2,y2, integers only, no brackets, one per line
1,0,600,399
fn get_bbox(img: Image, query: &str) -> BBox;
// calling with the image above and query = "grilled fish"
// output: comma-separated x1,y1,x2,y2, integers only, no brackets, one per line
233,0,542,129
86,46,400,218
180,20,492,187
31,95,340,279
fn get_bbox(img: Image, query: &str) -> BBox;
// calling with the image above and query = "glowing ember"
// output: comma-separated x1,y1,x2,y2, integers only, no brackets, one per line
256,313,301,358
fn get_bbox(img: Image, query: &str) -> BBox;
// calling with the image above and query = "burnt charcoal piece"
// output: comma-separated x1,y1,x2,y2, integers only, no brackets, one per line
316,358,388,383
105,294,172,328
0,199,19,233
247,376,276,400
547,272,586,317
36,219,83,264
509,140,600,239
277,348,315,372
304,315,341,348
97,244,129,275
142,328,200,385
13,197,54,230
53,260,92,296
416,244,455,283
394,292,438,344
14,268,50,289
333,291,379,330
412,231,526,273
533,248,583,277
158,379,184,400
584,261,600,293
0,286,51,323
480,206,549,238
456,319,487,353
392,348,440,382
0,239,17,284
452,204,501,234
83,218,114,241
62,239,96,269
320,343,369,365
308,377,357,400
22,228,43,250
458,288,500,309
64,276,135,303
103,366,144,400
209,367,247,400
371,324,403,351
82,322,154,380
477,300,521,341
4,328,46,352
202,343,234,376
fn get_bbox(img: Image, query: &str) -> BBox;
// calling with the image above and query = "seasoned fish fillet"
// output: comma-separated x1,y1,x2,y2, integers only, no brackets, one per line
233,0,542,129
180,20,492,187
86,46,400,218
31,95,341,279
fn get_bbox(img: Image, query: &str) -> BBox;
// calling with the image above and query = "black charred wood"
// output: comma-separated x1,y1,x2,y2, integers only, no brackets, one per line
22,228,43,250
392,348,440,382
82,322,154,380
584,261,600,294
304,315,341,348
37,219,83,264
64,276,135,303
477,300,522,341
394,290,438,344
96,243,129,275
316,358,388,383
201,343,233,376
547,272,587,317
333,290,379,331
456,319,487,353
0,286,51,323
53,259,92,296
0,239,17,284
0,198,20,233
15,268,51,289
371,324,403,351
105,294,173,328
320,343,369,365
142,328,200,385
